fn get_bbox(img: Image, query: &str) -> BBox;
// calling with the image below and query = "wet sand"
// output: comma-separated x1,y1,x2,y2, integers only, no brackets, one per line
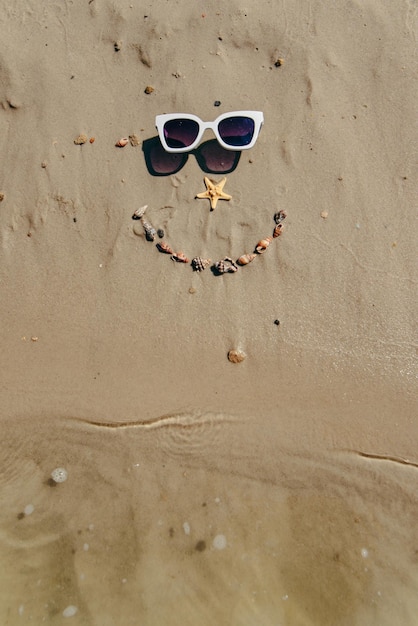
0,0,417,624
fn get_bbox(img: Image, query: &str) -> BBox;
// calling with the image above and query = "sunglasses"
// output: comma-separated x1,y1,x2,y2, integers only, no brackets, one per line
155,111,264,153
143,137,241,176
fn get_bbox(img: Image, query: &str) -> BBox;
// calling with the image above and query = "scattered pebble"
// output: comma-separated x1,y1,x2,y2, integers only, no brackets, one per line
274,319,280,326
144,85,154,94
31,336,38,342
24,504,34,516
212,534,227,550
188,287,196,294
62,605,78,618
74,134,87,145
195,540,206,552
274,58,285,67
228,349,246,363
114,41,122,52
214,100,221,107
51,467,68,483
320,210,328,219
0,193,4,202
89,137,95,144
182,522,191,536
115,137,129,147
129,134,141,147
41,161,47,168
157,228,164,239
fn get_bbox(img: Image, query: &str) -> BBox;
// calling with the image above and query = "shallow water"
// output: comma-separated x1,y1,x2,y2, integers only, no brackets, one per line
1,412,418,625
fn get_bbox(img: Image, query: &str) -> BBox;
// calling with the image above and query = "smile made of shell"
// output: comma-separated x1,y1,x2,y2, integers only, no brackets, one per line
132,205,287,276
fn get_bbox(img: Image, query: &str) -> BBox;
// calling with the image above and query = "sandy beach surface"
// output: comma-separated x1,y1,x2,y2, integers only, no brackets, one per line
0,0,417,624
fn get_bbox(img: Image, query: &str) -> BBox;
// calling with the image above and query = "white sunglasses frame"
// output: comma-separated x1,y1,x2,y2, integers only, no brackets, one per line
155,111,264,153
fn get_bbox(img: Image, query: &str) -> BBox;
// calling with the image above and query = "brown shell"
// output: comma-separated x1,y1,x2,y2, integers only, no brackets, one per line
171,251,190,263
191,257,211,272
157,241,174,254
115,137,129,147
228,349,246,363
273,223,284,238
255,236,273,253
237,253,257,265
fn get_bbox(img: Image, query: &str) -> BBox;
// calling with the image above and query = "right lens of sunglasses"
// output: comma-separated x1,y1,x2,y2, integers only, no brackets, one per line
163,119,200,149
218,116,255,147
197,141,240,173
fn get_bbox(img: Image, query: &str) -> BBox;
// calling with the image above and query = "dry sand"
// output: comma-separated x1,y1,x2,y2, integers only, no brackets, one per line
0,0,417,624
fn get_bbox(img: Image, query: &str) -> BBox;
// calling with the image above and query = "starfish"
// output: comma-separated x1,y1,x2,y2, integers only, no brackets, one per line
195,176,232,210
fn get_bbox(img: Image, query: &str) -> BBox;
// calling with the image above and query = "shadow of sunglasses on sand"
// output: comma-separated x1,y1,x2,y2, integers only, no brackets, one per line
142,137,241,177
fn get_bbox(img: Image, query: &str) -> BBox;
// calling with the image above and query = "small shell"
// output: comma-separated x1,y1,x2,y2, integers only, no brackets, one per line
115,137,129,147
255,236,273,253
74,134,88,145
129,134,141,147
142,217,157,241
237,253,257,266
157,241,174,254
171,251,190,263
273,223,284,238
132,205,148,220
228,349,246,363
214,257,238,274
191,257,211,272
274,210,287,224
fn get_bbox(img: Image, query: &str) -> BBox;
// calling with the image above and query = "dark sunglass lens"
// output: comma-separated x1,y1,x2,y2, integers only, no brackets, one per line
149,140,186,175
163,119,199,149
198,141,239,173
218,116,255,146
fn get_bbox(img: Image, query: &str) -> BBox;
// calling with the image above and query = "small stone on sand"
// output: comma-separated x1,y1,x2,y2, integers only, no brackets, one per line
62,605,78,618
321,211,328,219
212,534,227,550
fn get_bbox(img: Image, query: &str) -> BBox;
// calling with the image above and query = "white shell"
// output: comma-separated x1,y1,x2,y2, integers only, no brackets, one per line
132,205,148,219
51,467,68,483
214,257,238,274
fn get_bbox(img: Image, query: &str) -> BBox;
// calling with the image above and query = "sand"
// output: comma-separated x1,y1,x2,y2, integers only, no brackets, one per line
0,0,417,624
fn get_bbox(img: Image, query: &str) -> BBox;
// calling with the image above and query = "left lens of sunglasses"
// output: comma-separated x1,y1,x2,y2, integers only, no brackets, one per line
218,116,255,147
163,119,200,149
